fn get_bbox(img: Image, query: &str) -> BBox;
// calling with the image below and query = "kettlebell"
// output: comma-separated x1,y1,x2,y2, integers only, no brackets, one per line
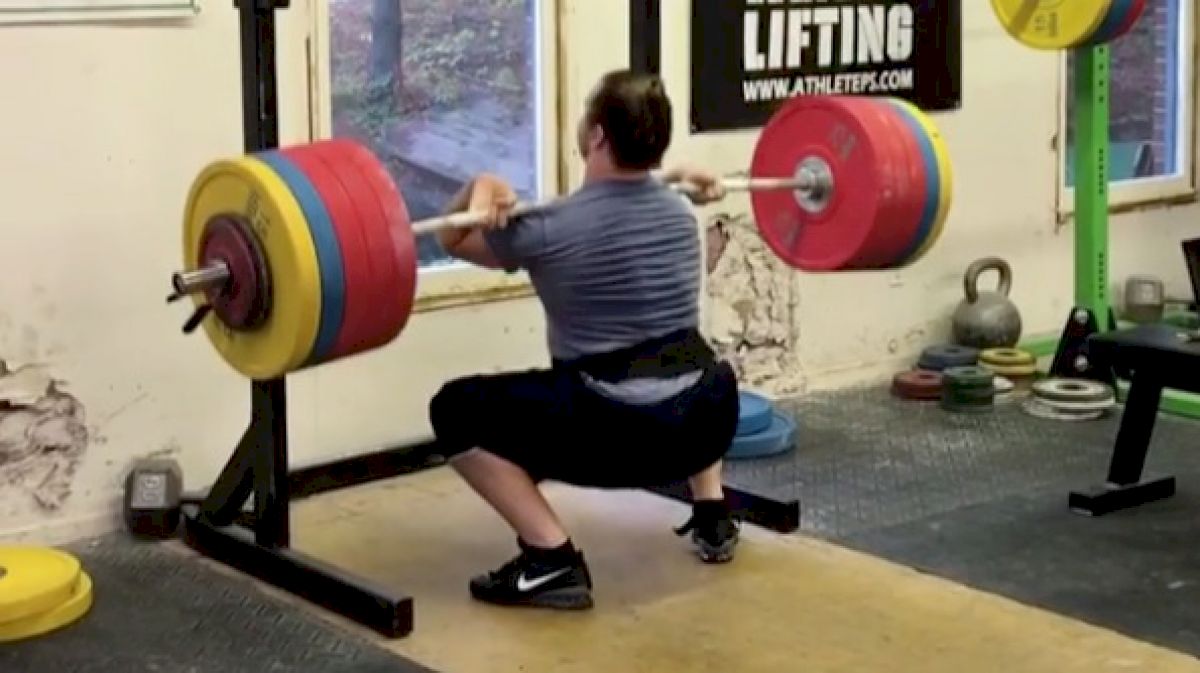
952,257,1022,349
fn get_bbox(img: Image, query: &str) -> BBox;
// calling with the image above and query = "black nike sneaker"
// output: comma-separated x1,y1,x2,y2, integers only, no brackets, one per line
675,502,740,564
469,541,594,610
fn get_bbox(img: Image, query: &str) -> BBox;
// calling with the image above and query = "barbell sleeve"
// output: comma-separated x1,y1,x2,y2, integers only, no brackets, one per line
170,262,230,300
673,174,816,198
408,172,819,237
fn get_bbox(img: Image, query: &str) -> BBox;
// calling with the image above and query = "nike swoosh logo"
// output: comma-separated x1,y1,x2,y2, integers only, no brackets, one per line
516,567,571,592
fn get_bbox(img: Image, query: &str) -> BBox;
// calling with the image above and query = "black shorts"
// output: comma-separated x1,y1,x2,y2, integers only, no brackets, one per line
428,361,739,488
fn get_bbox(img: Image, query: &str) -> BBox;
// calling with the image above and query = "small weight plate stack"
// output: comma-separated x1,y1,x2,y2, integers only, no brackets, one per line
940,366,996,413
892,369,944,401
979,348,1038,395
1022,378,1117,421
916,344,979,371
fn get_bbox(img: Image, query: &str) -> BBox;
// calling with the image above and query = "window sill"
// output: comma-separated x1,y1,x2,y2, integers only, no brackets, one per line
414,264,536,314
1056,177,1197,223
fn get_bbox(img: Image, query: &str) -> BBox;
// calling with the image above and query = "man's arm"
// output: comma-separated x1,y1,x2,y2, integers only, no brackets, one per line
436,179,505,269
654,166,726,205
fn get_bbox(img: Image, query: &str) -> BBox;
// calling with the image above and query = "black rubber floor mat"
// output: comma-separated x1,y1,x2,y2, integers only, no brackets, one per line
723,387,1200,537
841,488,1200,656
0,535,434,673
725,385,1200,657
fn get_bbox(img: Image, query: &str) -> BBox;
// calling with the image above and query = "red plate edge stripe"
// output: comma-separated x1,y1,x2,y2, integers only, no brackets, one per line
279,144,379,362
305,140,405,356
327,138,418,342
857,97,927,268
309,140,406,353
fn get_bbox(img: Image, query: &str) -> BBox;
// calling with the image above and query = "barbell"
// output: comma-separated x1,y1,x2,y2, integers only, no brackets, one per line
169,94,954,379
990,0,1146,50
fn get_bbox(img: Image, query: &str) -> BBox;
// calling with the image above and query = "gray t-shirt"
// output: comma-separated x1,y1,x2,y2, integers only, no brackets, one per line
485,175,704,403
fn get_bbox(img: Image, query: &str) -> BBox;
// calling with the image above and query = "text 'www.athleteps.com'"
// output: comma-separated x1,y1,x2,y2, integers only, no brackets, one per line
742,2,919,103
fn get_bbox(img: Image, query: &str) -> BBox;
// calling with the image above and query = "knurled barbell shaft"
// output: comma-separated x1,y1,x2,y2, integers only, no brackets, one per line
409,171,821,237
712,175,815,193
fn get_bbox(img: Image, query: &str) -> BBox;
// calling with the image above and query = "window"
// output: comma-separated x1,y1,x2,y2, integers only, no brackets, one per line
1061,0,1194,210
321,0,554,296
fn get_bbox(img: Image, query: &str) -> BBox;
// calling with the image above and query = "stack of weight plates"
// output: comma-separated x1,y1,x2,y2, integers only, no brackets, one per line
993,376,1016,404
0,546,94,643
726,391,797,460
892,369,944,401
1023,378,1117,421
979,348,1038,395
941,366,996,413
916,344,979,372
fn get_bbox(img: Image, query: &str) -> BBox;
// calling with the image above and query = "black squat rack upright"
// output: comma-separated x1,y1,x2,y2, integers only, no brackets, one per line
180,0,801,640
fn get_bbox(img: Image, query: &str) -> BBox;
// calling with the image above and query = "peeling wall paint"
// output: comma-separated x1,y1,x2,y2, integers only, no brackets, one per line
704,213,807,396
0,360,88,511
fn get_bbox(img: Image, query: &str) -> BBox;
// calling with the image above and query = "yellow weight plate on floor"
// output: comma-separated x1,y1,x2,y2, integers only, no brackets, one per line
980,347,1036,367
0,571,93,642
980,360,1039,377
893,99,952,263
0,546,82,624
990,0,1113,50
183,157,322,379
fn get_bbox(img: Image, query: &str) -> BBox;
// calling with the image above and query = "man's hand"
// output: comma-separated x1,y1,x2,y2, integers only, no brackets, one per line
437,173,518,269
466,173,519,230
661,166,726,206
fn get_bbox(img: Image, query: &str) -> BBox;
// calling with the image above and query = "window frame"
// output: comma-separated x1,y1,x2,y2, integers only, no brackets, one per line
1055,0,1196,217
306,0,562,311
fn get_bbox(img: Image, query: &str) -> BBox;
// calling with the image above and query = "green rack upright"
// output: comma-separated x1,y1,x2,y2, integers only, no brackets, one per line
1034,45,1200,419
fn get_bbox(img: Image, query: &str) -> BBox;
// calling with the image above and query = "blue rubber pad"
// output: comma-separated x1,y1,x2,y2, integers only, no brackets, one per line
727,411,797,460
737,391,774,437
256,150,346,366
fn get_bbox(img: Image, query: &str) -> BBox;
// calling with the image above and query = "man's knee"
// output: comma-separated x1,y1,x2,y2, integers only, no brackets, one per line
429,376,483,445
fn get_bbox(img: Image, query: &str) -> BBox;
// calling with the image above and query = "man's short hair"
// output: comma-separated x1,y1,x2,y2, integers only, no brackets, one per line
585,70,673,170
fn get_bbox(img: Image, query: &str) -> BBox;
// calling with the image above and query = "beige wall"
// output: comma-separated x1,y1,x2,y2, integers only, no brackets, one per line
561,1,1198,394
0,7,547,541
1,0,1197,541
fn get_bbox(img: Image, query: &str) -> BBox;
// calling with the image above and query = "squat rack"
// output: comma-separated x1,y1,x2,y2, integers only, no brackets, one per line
1032,36,1200,419
179,0,800,640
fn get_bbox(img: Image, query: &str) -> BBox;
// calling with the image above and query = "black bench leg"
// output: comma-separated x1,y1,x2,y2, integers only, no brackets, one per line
1069,377,1176,516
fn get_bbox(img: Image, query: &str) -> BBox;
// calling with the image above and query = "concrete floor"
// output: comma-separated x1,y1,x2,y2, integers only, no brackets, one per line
286,468,1200,673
